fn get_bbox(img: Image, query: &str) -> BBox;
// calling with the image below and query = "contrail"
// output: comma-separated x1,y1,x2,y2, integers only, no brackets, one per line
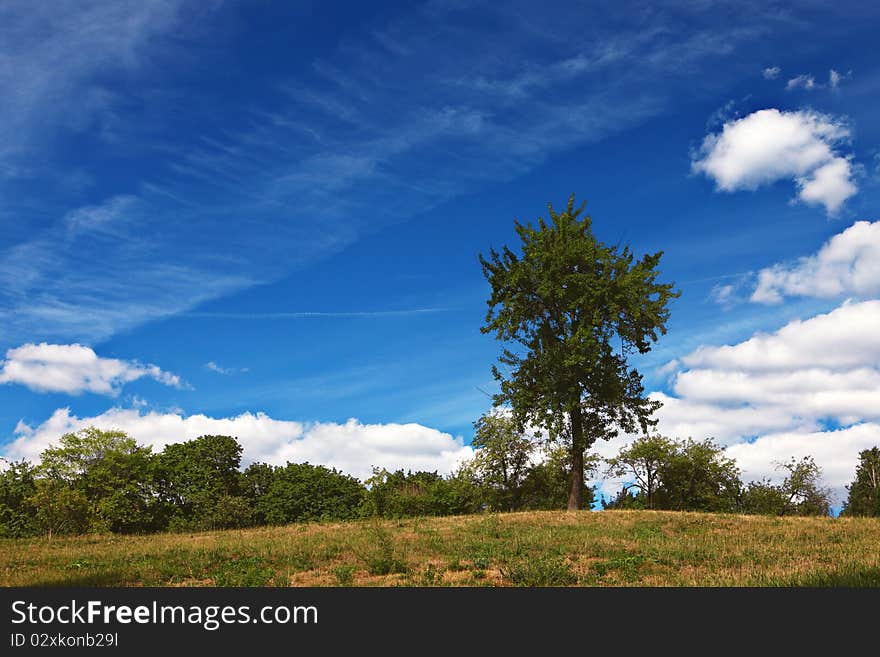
183,308,449,319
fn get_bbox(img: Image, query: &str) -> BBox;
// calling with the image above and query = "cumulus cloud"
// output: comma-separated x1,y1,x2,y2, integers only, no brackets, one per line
2,408,474,481
726,424,880,490
691,108,857,214
648,300,880,499
0,343,183,395
762,66,780,80
752,221,880,303
681,300,880,373
796,158,857,213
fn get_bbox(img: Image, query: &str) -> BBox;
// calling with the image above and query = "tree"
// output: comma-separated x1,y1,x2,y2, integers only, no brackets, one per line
519,443,599,510
468,412,537,511
841,447,880,517
658,438,741,512
603,435,740,512
480,195,678,509
30,482,92,536
740,456,831,517
604,434,677,509
739,479,789,516
154,435,245,530
777,456,832,517
37,427,157,533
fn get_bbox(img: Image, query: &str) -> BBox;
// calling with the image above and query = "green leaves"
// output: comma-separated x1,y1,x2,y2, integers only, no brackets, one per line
480,194,679,506
603,435,742,513
842,447,880,516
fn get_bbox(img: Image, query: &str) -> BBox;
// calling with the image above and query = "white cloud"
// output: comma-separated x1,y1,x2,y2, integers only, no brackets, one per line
63,195,138,236
726,424,880,491
762,66,780,80
681,300,880,372
828,69,851,89
710,283,736,306
0,343,183,395
204,361,248,375
2,408,474,481
829,69,842,88
691,108,857,214
796,158,858,215
647,299,880,500
752,221,880,303
786,74,817,90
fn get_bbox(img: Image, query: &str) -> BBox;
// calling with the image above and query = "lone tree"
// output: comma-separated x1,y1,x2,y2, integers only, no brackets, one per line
480,195,679,509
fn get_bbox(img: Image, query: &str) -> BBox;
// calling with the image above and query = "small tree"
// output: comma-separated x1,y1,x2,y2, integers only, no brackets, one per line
658,438,741,512
740,456,831,517
604,435,740,512
604,434,677,509
480,195,678,509
777,456,832,517
841,447,880,517
469,412,537,511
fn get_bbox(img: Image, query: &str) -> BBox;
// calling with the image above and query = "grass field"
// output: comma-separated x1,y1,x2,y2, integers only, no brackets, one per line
2,510,879,587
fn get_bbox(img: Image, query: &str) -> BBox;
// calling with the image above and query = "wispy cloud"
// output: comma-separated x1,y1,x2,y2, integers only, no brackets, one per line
204,361,249,375
0,0,193,171
0,1,795,344
786,74,817,90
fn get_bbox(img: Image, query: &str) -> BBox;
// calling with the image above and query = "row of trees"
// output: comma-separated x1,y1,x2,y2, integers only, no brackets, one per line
449,415,877,518
2,419,876,538
0,419,592,538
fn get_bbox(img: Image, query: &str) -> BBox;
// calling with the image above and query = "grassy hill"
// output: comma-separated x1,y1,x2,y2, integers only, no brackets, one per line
2,510,879,587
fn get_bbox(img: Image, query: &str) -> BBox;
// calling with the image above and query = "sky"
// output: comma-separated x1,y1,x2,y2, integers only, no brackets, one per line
2,0,879,508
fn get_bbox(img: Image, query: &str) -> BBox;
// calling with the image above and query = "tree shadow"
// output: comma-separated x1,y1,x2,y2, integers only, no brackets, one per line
791,567,880,587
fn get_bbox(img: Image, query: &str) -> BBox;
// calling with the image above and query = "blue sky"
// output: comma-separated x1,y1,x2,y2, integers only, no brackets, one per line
2,1,880,502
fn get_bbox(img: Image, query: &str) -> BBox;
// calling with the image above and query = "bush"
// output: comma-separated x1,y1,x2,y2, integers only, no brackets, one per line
356,521,408,575
0,460,40,538
30,483,92,536
363,468,481,518
501,556,577,586
256,462,366,524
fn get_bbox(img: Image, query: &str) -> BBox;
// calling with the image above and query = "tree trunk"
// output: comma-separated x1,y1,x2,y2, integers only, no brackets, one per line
567,405,585,511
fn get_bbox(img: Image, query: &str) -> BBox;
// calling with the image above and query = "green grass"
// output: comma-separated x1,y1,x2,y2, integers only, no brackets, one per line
2,510,879,587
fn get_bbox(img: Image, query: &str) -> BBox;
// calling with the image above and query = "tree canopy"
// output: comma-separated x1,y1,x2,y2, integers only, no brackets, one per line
603,435,740,512
842,447,880,517
480,195,679,508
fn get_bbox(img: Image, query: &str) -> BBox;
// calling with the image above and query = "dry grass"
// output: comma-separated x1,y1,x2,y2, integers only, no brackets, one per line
2,510,879,587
